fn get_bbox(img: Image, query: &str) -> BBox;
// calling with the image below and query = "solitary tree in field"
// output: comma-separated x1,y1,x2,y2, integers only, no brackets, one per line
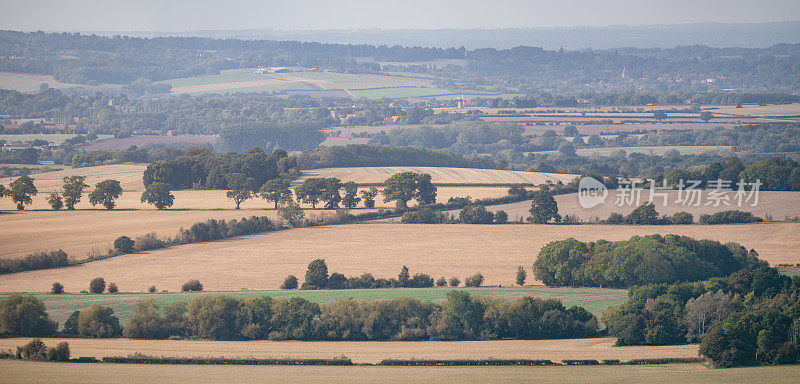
62,176,88,210
47,192,63,210
225,173,256,210
259,178,292,209
140,182,174,210
303,259,329,289
528,191,560,224
653,110,667,121
360,187,379,209
516,266,527,286
89,277,106,294
382,172,437,209
89,180,123,210
341,181,361,209
9,175,38,210
699,111,714,122
295,177,327,209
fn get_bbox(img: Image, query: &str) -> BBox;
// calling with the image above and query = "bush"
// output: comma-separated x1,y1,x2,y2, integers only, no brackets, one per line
89,277,106,294
77,304,122,338
401,207,448,224
148,285,157,293
449,277,461,287
135,233,165,251
181,280,203,292
113,236,136,254
459,204,494,224
281,275,299,290
464,273,484,287
16,339,48,361
699,210,763,224
51,282,64,294
670,211,694,224
436,277,448,287
0,295,58,337
0,249,69,274
494,210,509,224
107,282,118,294
46,341,70,361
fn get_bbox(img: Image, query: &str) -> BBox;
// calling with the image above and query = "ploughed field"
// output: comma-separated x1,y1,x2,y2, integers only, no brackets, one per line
1,223,797,293
4,360,799,384
0,337,696,365
473,191,800,222
295,166,575,185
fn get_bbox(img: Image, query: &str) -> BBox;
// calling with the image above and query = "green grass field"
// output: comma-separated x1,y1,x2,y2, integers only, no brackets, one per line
531,145,732,157
320,137,372,146
349,87,453,99
3,287,627,326
0,134,113,144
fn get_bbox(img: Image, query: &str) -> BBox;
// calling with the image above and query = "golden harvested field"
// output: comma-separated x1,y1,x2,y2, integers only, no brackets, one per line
0,337,697,364
477,191,800,222
297,167,576,185
0,164,147,192
1,223,797,293
4,361,800,384
711,103,800,117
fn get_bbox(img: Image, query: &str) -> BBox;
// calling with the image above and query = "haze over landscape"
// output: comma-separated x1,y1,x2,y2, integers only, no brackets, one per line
1,1,800,383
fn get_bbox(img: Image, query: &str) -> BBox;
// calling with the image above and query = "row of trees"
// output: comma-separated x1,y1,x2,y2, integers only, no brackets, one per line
0,291,599,341
533,235,766,288
603,266,800,367
0,175,124,210
286,259,486,291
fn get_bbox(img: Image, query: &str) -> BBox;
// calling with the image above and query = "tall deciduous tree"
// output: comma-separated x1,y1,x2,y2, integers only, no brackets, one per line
321,178,342,209
341,181,361,209
382,172,437,209
140,182,174,210
225,173,256,210
295,177,327,209
259,178,292,209
303,259,329,289
89,180,123,210
9,175,38,210
360,187,379,209
528,191,560,224
62,176,88,210
47,192,63,210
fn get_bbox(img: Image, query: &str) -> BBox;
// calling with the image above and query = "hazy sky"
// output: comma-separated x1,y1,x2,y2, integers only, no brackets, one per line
1,0,799,32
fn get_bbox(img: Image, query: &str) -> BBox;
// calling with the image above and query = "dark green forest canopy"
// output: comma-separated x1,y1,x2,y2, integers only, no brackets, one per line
533,235,766,288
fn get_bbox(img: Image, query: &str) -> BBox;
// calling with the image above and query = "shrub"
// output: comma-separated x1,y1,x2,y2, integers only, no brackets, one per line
281,275,299,290
699,210,763,224
449,277,461,287
77,304,122,338
516,266,527,286
46,342,70,361
51,282,64,294
0,249,69,274
464,273,484,287
436,277,448,287
16,339,47,361
148,285,157,293
89,277,106,294
0,295,58,337
135,233,165,251
459,204,494,224
113,236,136,254
181,280,203,292
107,282,119,294
401,207,448,224
670,211,694,224
494,210,509,224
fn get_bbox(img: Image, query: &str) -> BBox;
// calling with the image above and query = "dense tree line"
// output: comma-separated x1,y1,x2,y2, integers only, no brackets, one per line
297,144,504,170
143,147,297,189
1,31,797,93
603,265,800,367
533,235,765,288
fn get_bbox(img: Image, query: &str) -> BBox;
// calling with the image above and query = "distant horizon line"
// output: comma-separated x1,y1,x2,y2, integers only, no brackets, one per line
9,19,800,35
